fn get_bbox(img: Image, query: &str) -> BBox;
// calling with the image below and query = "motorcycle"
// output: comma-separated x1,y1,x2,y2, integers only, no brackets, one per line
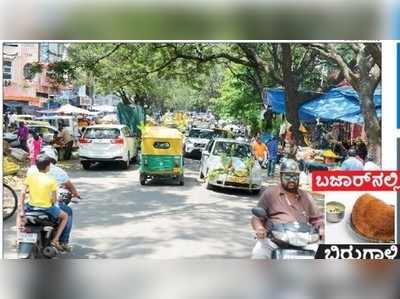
17,189,79,259
252,207,320,259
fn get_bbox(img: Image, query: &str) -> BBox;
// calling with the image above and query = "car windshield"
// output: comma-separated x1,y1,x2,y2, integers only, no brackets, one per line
84,128,121,139
213,129,229,138
212,141,251,158
189,129,214,139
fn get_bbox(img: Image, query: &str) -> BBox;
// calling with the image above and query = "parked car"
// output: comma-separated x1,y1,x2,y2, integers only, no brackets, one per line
199,138,262,193
184,128,215,158
78,124,138,170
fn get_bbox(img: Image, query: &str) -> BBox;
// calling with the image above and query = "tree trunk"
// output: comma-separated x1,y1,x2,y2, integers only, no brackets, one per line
281,44,305,146
357,46,382,164
359,83,381,164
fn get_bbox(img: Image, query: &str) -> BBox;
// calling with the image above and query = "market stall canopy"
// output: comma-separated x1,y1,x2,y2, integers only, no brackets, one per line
264,89,315,121
264,86,381,124
98,113,118,124
54,104,98,115
91,105,116,113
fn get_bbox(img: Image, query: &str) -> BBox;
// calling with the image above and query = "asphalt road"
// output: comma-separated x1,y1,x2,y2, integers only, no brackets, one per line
3,158,279,259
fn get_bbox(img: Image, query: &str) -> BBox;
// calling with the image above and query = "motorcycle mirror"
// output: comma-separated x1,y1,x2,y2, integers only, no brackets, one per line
252,207,267,218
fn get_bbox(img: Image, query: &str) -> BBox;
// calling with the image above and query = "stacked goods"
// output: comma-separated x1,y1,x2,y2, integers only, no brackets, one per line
3,157,20,176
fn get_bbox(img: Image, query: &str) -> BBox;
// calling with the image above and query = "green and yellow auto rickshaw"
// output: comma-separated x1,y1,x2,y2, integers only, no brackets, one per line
139,126,184,186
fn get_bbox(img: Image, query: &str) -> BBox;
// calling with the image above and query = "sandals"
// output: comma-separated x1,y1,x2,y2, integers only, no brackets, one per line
51,240,65,252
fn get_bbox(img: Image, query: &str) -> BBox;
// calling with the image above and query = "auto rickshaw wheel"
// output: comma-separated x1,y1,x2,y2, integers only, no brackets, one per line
250,189,261,195
178,175,184,186
140,173,146,185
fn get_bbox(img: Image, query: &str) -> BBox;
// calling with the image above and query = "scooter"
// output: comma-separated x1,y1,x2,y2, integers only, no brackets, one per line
252,207,320,259
17,190,79,259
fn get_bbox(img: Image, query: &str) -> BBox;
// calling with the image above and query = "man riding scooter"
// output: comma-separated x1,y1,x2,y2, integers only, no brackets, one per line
26,149,80,251
251,159,324,259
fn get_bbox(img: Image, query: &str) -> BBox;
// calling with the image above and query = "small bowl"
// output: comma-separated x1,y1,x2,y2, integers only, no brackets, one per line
326,201,345,223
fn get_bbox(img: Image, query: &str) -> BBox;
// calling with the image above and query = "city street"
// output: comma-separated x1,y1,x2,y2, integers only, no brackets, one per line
3,158,279,259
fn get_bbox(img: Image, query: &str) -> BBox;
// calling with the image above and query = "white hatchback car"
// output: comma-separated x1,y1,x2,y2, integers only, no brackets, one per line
79,124,138,170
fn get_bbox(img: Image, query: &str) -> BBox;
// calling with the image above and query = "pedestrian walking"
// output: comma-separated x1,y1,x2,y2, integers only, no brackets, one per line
59,125,74,160
17,122,29,152
28,132,43,165
266,136,278,177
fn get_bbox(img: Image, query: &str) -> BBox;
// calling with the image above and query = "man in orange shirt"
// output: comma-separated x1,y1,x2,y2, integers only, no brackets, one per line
252,136,268,167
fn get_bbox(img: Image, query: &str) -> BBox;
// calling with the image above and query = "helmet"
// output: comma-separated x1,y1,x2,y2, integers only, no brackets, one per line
280,159,300,174
280,159,300,193
40,147,58,163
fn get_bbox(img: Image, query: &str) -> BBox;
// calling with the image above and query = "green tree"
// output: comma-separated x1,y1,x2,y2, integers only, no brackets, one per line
211,65,262,134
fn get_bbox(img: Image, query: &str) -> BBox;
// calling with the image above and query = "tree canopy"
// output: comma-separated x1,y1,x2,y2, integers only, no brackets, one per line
41,42,381,151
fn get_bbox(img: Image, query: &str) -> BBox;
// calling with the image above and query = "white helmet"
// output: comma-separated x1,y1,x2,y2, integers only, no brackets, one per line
40,146,58,163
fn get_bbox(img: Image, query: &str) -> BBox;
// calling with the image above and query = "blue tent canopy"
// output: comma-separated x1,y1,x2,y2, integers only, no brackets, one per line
263,86,381,124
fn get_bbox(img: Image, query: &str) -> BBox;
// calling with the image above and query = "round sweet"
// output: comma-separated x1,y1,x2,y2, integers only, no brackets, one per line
351,194,394,242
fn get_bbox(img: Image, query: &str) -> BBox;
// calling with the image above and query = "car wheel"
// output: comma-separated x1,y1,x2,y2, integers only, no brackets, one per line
140,173,146,185
206,179,213,190
121,153,130,170
81,161,91,170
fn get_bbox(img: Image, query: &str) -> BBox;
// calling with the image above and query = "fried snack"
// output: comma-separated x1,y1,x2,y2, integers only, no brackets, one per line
351,194,394,242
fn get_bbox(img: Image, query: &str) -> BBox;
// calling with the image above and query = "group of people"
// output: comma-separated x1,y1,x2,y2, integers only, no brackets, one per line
3,111,19,132
318,138,379,171
13,121,74,165
15,121,42,165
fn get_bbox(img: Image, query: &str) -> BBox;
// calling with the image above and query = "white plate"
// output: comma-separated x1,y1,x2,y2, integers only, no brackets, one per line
18,232,38,243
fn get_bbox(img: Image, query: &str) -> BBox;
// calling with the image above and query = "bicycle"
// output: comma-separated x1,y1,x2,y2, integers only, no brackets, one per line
3,157,20,220
3,183,18,220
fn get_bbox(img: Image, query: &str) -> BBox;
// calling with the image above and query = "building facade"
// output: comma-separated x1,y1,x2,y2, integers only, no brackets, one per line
3,43,70,113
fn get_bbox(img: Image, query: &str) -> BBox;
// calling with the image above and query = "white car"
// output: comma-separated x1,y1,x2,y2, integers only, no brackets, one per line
184,128,215,158
199,138,263,193
79,124,138,170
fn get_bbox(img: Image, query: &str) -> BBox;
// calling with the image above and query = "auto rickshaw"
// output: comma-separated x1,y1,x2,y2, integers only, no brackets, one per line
140,126,184,186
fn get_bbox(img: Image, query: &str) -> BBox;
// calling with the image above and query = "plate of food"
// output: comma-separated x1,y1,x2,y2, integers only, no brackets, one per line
346,193,395,243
